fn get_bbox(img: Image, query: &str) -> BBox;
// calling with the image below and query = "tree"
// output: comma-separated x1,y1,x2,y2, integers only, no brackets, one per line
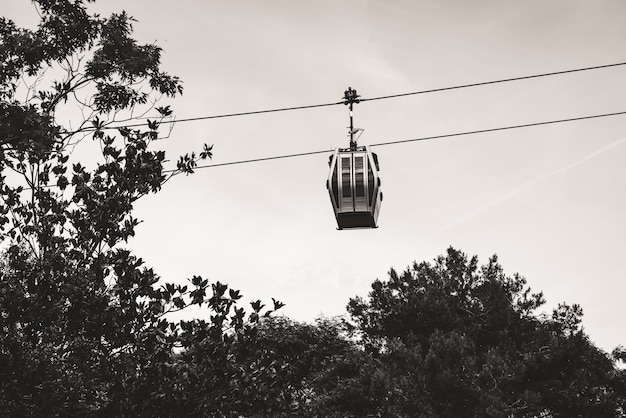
231,316,377,417
346,247,626,417
0,2,279,416
191,315,382,417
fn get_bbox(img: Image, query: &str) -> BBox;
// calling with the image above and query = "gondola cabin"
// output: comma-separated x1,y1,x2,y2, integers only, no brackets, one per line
327,145,382,229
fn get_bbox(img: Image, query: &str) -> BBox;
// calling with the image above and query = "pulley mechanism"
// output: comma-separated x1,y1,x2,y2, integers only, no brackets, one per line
343,87,361,150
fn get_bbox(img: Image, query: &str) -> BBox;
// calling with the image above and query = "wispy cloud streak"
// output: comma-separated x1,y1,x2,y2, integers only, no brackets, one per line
431,137,626,236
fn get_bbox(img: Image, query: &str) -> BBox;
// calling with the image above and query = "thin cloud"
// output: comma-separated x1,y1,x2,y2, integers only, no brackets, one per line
431,137,626,236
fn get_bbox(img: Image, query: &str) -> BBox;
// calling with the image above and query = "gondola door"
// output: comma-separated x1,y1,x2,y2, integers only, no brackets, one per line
339,153,354,212
336,152,368,213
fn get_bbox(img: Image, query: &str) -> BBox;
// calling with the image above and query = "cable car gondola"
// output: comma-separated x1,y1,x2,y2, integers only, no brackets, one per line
326,87,382,230
327,145,382,229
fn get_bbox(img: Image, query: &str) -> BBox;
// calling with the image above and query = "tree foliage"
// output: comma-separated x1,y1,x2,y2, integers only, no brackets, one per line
0,2,277,416
344,247,626,417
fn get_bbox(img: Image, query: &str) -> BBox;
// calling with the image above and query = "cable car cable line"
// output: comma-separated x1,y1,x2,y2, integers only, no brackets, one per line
17,109,626,193
369,110,626,147
168,149,332,170
360,61,626,103
172,109,626,171
101,61,626,131
104,101,345,130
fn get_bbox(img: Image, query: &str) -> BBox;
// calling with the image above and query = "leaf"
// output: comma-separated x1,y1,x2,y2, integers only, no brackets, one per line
272,298,285,311
251,300,265,313
57,175,69,190
213,281,227,298
172,296,185,309
155,105,172,116
199,143,213,160
147,119,159,130
52,165,66,175
118,127,131,137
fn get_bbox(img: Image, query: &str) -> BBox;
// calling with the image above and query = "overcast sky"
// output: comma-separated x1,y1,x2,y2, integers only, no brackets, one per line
5,0,626,352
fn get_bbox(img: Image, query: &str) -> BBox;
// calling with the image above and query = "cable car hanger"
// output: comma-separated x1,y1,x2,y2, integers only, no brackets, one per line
343,86,362,150
326,88,383,230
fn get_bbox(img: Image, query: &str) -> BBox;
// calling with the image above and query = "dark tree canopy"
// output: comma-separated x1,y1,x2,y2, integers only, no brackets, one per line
344,247,626,417
0,1,277,416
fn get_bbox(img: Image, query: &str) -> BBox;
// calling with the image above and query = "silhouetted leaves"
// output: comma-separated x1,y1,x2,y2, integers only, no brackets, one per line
0,1,279,416
342,247,626,417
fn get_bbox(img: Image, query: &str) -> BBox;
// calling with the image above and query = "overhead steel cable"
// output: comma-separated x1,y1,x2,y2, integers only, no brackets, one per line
164,149,332,172
360,62,626,102
101,61,626,131
102,101,345,130
179,110,626,171
370,111,626,147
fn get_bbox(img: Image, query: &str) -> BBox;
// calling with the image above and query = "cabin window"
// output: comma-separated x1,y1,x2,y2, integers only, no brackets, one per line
355,156,365,197
341,157,351,198
368,163,375,204
331,161,339,204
